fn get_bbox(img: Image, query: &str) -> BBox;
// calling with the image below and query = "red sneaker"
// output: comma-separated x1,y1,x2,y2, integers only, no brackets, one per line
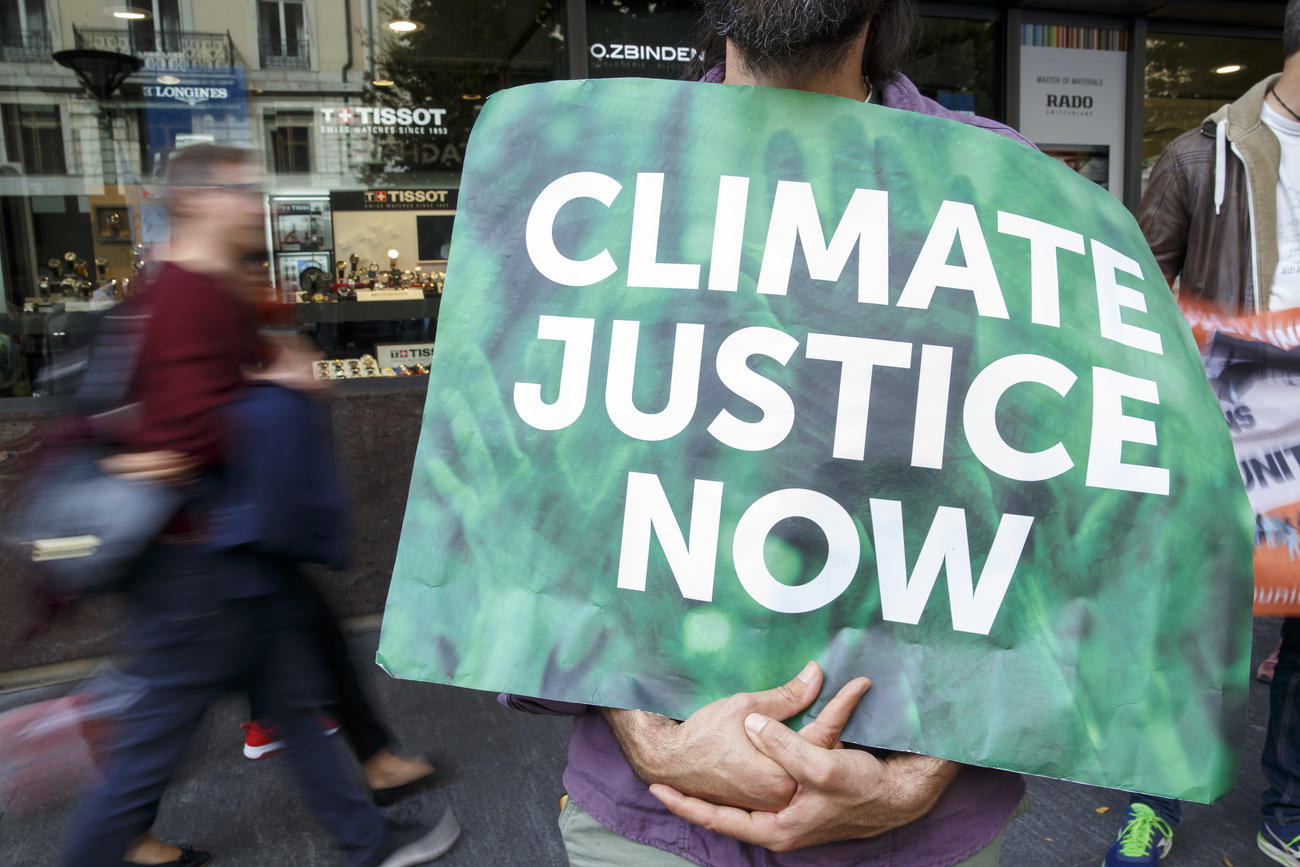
240,720,283,759
240,716,341,759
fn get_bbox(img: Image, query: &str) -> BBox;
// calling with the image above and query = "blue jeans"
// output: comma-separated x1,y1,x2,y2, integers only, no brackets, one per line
1262,617,1300,826
61,544,389,867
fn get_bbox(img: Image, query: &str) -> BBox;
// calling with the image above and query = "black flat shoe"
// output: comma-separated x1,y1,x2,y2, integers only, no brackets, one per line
123,846,210,867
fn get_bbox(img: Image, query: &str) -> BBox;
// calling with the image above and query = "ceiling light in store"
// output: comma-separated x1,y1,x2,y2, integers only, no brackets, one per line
461,93,482,100
110,9,149,20
1214,64,1244,74
156,74,181,85
387,19,421,33
387,248,400,259
372,78,395,87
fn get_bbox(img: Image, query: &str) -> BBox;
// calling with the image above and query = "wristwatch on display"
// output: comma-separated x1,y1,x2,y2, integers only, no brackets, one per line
337,260,347,282
47,257,62,277
349,253,360,275
300,266,329,297
95,258,108,280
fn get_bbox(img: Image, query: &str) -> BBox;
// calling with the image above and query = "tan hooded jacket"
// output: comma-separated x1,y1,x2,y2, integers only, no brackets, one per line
1136,73,1282,313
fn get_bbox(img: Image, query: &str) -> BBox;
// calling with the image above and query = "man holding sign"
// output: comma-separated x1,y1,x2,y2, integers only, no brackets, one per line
379,0,1254,861
506,2,1035,865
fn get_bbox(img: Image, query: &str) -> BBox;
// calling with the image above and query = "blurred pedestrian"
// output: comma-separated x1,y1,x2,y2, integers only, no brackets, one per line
59,144,457,867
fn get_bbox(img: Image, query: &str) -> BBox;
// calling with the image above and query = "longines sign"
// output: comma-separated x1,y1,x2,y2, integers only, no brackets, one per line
317,106,450,136
142,84,231,106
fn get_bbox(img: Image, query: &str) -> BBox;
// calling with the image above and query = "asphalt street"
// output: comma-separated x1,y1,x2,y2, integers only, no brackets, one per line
0,619,1286,866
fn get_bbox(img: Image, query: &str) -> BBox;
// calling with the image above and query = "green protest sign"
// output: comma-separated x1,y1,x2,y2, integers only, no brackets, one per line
377,78,1253,801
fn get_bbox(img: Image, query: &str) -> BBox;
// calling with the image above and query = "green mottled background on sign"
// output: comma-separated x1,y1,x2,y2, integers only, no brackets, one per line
376,78,1253,802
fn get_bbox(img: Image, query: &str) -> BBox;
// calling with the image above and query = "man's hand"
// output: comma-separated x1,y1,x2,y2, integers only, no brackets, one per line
603,661,825,812
98,450,199,485
649,676,959,851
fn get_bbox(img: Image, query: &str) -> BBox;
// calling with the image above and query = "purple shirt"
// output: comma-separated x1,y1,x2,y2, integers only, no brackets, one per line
504,70,1033,866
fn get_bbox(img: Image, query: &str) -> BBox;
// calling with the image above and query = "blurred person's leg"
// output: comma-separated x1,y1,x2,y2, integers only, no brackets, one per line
242,576,434,798
251,576,386,864
252,567,459,866
61,545,250,867
296,579,435,797
300,576,390,761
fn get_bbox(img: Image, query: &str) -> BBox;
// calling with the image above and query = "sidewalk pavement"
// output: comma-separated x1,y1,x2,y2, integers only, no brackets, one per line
0,618,1285,866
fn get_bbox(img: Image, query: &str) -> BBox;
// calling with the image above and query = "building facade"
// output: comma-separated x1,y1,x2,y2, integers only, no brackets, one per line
0,0,1286,398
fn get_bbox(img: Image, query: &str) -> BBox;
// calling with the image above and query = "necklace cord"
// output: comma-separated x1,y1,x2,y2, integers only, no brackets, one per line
1269,85,1300,123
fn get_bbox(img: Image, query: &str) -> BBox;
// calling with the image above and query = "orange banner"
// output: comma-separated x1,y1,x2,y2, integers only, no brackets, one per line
1184,298,1300,616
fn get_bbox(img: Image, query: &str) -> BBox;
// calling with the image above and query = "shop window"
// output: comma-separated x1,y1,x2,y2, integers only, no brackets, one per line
1143,32,1283,190
126,0,182,54
265,111,313,174
902,17,1001,122
2,104,66,175
585,0,700,80
259,0,310,69
0,0,50,62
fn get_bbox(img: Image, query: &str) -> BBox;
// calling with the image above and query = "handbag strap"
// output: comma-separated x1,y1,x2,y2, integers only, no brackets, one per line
73,298,151,417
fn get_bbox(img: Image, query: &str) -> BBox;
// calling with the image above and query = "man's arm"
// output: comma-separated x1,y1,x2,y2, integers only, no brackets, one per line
1136,136,1195,289
644,673,962,850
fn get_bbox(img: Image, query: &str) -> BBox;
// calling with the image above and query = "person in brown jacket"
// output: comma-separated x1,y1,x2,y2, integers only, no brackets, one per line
1136,14,1298,314
1104,5,1300,865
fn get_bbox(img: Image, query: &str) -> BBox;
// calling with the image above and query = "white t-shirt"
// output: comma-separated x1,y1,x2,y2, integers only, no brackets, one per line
1262,101,1300,309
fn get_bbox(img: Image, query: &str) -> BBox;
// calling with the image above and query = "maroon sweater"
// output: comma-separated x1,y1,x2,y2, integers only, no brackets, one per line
123,262,260,471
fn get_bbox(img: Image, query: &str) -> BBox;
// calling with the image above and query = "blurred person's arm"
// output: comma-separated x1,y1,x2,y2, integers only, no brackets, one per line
98,449,199,484
244,330,328,395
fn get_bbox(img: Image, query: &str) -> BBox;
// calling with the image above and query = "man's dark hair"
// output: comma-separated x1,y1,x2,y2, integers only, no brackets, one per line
161,144,253,216
685,0,917,86
1287,0,1300,59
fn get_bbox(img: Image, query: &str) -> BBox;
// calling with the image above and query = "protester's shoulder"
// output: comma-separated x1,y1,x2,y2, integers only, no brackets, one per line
1159,124,1216,168
878,74,1036,149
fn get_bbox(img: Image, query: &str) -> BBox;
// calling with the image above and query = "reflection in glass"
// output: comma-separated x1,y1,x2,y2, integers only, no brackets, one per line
1143,33,1282,190
903,18,1000,122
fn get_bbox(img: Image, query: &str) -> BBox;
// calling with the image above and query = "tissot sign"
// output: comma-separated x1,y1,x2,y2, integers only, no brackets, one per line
330,189,459,212
317,106,449,136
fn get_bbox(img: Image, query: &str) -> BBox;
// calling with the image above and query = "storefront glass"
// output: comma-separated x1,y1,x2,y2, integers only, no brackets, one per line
0,0,567,396
0,1,1284,400
902,16,1001,122
1143,31,1283,190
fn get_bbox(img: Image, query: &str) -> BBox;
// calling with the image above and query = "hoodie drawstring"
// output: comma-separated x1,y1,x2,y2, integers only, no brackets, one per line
1214,117,1228,215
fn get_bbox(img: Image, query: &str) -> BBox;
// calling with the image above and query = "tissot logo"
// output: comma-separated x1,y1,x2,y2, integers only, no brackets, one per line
362,189,452,205
142,85,230,106
319,106,448,126
588,43,698,63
